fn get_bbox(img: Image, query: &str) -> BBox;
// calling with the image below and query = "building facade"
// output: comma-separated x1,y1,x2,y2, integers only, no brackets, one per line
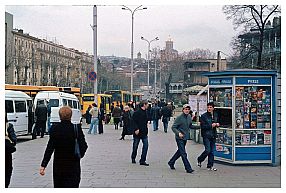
184,59,227,87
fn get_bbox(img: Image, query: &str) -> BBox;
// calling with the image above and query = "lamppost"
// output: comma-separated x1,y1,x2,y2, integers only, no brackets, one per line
141,36,159,96
122,5,147,100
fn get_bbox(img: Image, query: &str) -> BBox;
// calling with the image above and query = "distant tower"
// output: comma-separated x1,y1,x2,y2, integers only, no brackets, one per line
166,35,173,51
137,52,142,59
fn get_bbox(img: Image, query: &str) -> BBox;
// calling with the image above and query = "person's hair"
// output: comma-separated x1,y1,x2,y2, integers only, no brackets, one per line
139,100,148,107
92,103,97,107
124,106,129,110
59,106,72,121
207,102,214,107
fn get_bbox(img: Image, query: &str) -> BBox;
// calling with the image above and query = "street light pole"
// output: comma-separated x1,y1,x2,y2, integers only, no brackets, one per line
141,36,159,96
122,5,147,100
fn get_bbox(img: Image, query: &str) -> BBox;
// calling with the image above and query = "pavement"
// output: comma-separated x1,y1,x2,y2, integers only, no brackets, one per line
9,118,281,188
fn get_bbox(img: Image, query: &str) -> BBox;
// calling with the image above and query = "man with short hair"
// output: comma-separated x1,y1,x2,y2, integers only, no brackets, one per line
33,100,48,139
168,104,194,173
131,100,150,166
197,102,220,171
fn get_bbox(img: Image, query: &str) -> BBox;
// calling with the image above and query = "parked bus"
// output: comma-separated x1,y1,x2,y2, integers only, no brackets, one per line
5,84,59,99
81,93,112,117
104,90,132,106
133,92,143,104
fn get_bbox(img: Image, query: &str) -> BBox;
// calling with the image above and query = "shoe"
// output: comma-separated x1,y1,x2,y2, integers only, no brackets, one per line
186,169,195,173
208,167,217,171
140,162,149,166
168,162,175,170
119,137,124,140
197,161,202,168
132,159,136,164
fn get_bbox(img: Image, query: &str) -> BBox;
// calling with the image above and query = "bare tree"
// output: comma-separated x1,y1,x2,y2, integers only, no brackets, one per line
181,48,216,60
223,5,280,67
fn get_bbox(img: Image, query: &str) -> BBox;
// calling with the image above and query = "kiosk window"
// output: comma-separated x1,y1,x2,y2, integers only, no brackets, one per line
15,101,27,112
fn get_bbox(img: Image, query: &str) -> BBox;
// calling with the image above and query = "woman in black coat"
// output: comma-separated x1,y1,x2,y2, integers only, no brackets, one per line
39,106,87,188
5,115,17,188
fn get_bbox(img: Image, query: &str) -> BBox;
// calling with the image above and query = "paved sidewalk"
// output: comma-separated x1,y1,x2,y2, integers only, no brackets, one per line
9,119,281,188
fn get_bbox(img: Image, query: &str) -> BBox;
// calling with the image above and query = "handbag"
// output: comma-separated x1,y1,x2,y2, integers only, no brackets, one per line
73,124,88,159
5,138,16,154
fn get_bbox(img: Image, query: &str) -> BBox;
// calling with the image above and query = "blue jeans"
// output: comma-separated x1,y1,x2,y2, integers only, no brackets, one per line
152,119,159,131
169,138,193,171
88,117,98,134
197,137,216,168
131,136,148,163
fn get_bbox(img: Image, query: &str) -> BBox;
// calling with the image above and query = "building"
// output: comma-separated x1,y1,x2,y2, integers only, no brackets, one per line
5,12,14,84
238,16,281,70
160,36,179,62
184,58,227,87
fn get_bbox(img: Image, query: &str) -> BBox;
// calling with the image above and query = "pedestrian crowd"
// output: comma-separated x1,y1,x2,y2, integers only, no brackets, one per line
5,98,220,188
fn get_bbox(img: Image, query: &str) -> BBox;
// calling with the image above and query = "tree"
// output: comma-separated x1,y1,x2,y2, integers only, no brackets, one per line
181,48,216,60
223,5,281,67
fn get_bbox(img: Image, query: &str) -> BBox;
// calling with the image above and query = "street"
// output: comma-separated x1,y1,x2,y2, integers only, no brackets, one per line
10,119,280,188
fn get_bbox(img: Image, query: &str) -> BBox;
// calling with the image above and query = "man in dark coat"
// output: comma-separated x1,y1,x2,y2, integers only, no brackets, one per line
150,102,161,131
131,100,150,166
160,103,172,133
33,100,48,139
40,106,88,188
98,103,105,134
197,102,220,171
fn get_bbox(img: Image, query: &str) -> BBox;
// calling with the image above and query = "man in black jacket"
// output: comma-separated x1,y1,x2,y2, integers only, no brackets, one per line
131,100,150,166
33,100,48,139
197,102,220,171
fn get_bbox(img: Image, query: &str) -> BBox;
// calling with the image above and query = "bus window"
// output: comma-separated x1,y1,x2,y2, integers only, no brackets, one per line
63,99,67,106
68,100,73,108
49,99,59,107
15,101,27,112
5,100,14,113
77,102,80,110
73,100,77,109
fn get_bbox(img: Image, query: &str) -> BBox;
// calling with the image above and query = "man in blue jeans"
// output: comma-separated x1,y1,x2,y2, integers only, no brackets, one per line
197,102,220,171
131,100,149,166
168,104,194,173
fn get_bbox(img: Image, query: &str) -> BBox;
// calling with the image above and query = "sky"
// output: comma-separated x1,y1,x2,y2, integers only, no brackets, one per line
5,4,238,58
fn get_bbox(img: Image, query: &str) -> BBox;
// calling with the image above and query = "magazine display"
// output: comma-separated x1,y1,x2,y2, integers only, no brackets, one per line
235,130,271,146
209,88,232,107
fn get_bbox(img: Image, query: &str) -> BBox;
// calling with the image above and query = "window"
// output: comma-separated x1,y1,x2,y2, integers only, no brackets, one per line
73,100,77,109
49,99,59,107
63,99,67,106
68,100,73,108
5,100,14,113
15,101,27,112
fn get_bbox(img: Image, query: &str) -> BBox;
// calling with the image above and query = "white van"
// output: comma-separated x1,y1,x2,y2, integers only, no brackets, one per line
34,91,81,125
5,90,33,135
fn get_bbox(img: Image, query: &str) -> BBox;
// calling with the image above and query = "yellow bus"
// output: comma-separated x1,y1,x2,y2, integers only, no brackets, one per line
5,84,59,99
104,90,132,106
81,93,112,116
133,92,143,104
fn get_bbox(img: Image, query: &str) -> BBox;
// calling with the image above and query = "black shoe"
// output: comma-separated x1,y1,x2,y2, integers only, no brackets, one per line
186,169,195,173
197,161,202,168
168,162,175,170
132,159,136,164
140,162,149,166
119,137,124,140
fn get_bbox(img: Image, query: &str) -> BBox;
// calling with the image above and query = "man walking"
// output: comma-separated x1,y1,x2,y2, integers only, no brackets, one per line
150,102,161,131
160,103,172,133
168,104,194,173
197,102,219,171
131,100,150,166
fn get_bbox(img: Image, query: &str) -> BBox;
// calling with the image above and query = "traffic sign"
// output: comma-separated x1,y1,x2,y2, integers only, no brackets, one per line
88,71,97,82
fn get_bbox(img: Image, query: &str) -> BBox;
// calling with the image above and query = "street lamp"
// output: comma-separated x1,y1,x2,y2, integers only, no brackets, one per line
122,5,147,100
141,36,159,95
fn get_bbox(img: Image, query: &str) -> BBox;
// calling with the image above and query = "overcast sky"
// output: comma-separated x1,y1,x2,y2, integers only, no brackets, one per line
5,4,238,58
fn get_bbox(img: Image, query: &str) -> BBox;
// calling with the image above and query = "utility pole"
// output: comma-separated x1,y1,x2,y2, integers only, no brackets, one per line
92,5,98,104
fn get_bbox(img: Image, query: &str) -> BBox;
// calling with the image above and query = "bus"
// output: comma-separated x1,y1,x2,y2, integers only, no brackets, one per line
133,92,143,104
5,84,59,99
81,93,112,117
104,90,132,106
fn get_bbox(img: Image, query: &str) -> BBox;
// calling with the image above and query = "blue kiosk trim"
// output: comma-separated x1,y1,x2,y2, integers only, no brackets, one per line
203,69,277,164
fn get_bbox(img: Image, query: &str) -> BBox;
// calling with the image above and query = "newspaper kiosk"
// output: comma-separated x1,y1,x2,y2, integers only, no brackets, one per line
203,70,277,164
